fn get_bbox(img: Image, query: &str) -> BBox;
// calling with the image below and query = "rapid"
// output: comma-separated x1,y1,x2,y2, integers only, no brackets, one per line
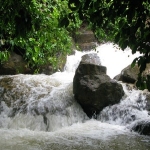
0,43,150,150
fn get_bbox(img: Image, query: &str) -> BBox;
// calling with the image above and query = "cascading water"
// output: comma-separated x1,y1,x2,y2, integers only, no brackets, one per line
0,43,150,150
98,85,149,125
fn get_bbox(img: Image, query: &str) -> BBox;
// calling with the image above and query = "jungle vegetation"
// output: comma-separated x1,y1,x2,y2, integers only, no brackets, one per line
0,0,82,70
1,0,150,90
65,0,150,90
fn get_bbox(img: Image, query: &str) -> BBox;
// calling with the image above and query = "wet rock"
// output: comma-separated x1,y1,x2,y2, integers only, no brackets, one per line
114,65,139,83
73,53,124,118
0,77,14,107
77,42,97,51
131,120,150,136
75,30,97,44
145,93,150,112
0,51,67,75
114,63,150,84
81,53,101,65
38,52,67,74
0,52,32,75
73,23,98,51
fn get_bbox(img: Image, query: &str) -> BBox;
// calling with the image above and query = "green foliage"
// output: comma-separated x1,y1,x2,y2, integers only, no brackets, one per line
67,0,150,91
0,0,81,70
0,51,9,63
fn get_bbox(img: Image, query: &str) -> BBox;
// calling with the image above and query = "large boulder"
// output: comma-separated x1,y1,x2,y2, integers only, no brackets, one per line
114,65,139,83
81,53,101,66
73,53,124,118
114,63,150,84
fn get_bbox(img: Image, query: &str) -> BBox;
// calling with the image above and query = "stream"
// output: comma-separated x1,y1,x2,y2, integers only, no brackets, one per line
0,43,150,150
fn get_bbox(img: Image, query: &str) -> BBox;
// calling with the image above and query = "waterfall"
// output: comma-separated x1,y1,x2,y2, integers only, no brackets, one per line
0,43,150,150
98,84,149,125
0,74,88,131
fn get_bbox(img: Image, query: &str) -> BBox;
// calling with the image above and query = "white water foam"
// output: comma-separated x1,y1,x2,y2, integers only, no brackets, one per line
0,74,88,131
98,83,149,125
64,43,141,78
0,120,149,150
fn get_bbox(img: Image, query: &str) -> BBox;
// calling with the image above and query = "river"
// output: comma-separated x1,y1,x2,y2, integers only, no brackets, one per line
0,43,150,150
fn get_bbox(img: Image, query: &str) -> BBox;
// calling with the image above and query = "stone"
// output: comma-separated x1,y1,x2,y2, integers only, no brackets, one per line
74,30,97,44
0,51,67,75
73,53,124,118
131,120,150,136
81,53,101,65
38,52,67,75
77,42,97,51
145,93,150,112
73,23,98,51
0,52,32,75
114,65,139,83
114,63,150,84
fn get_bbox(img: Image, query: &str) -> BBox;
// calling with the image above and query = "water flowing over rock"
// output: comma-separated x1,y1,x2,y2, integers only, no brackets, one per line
73,53,125,118
98,87,149,125
0,74,88,131
145,93,150,112
131,119,150,136
1,44,150,150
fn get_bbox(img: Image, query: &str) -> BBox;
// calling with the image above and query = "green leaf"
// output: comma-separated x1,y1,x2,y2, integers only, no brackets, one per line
32,56,36,62
131,58,138,68
34,46,39,52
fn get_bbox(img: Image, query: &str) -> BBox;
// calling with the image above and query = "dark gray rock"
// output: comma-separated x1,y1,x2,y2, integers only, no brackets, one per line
131,120,150,136
73,54,124,118
77,42,97,51
81,53,101,65
114,74,121,81
114,65,139,83
145,93,150,112
114,63,150,84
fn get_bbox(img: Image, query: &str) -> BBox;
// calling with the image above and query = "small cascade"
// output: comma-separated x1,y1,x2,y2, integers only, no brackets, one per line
64,43,141,78
98,83,149,126
0,43,148,132
0,43,150,150
0,74,88,131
